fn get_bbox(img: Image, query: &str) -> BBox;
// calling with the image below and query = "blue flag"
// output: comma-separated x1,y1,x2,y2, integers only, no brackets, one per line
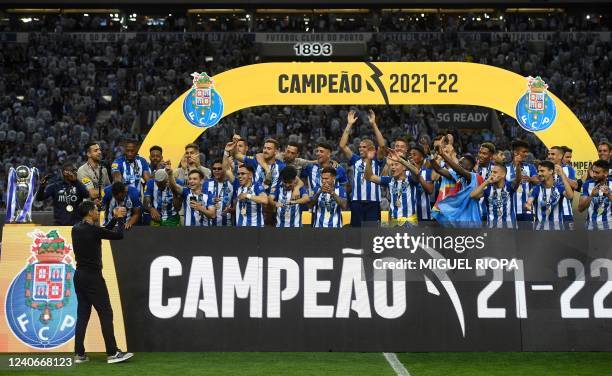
4,167,17,222
432,172,482,228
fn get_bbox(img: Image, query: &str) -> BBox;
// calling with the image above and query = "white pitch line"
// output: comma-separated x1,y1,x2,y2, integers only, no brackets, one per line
383,353,411,376
531,285,554,291
342,248,363,255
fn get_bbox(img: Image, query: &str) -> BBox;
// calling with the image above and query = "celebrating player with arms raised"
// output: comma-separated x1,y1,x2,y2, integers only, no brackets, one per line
339,109,386,227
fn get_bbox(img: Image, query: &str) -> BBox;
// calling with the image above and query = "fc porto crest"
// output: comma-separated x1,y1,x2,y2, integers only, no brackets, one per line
182,72,224,128
515,76,557,132
4,230,77,349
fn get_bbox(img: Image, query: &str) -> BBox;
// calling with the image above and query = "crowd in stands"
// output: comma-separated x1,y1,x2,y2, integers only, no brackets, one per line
0,10,611,211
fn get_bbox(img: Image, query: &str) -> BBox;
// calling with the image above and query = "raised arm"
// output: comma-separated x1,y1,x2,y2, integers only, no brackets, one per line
429,154,453,180
35,175,53,201
440,146,471,183
339,110,357,159
387,149,433,194
255,153,271,175
223,141,236,183
555,165,574,199
406,164,434,194
164,161,183,195
232,143,247,163
368,110,386,160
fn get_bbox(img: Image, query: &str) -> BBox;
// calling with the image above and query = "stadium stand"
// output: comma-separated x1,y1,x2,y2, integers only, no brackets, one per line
0,9,610,209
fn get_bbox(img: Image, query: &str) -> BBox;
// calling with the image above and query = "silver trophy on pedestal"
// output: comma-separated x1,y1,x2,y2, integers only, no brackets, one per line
5,165,39,223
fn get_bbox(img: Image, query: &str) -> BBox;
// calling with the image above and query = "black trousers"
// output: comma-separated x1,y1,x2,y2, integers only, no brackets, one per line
349,201,381,227
74,269,118,356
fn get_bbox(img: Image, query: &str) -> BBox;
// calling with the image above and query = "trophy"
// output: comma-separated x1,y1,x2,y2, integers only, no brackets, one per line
5,166,39,223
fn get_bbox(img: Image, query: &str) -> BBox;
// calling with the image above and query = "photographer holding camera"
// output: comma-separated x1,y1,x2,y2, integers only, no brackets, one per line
36,162,90,225
72,201,134,364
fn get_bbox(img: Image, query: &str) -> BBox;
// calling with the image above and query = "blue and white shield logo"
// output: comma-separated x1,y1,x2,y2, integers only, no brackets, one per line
4,230,77,349
515,76,557,132
182,72,224,128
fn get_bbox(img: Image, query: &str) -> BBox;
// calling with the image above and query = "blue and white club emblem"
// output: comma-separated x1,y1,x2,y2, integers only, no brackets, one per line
182,72,224,128
515,76,557,132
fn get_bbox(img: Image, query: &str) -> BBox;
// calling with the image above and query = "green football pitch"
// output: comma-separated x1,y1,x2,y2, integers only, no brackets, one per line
2,352,612,376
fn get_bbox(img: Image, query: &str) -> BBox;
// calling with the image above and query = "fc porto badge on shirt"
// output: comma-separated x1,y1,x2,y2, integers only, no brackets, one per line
4,230,77,349
183,72,224,128
515,76,557,132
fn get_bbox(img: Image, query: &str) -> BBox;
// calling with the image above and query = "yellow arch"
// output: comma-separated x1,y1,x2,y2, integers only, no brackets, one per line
140,62,597,176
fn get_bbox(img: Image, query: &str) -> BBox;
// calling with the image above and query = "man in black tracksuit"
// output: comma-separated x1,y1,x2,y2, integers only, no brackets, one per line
36,162,90,225
71,201,134,364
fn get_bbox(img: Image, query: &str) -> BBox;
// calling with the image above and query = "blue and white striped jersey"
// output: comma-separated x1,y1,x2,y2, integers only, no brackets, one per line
111,155,150,192
203,179,233,226
483,181,517,229
476,162,494,180
379,176,417,221
477,162,494,219
349,155,385,202
102,185,142,226
234,183,266,227
181,188,214,227
144,180,177,220
506,163,537,216
312,186,346,228
530,183,566,230
409,166,433,220
243,156,286,196
301,163,348,194
553,164,576,220
432,158,444,201
581,178,612,230
273,186,307,227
